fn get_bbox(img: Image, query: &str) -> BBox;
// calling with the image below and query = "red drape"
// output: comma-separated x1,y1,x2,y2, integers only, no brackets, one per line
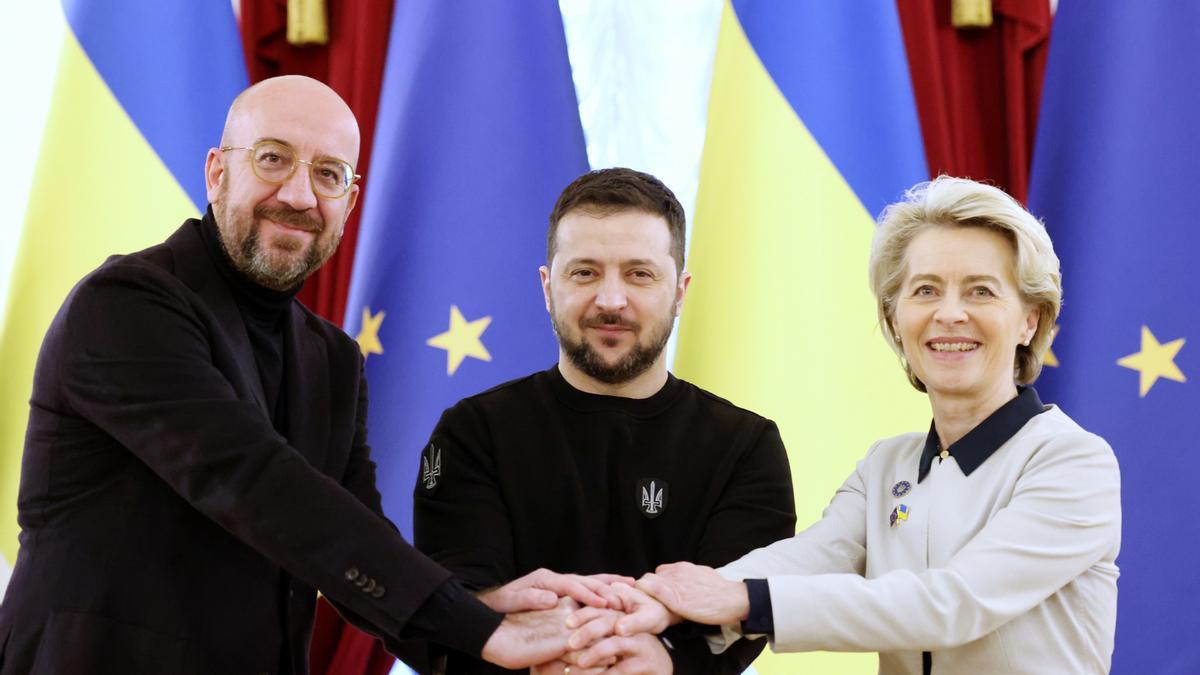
898,0,1052,203
239,3,397,674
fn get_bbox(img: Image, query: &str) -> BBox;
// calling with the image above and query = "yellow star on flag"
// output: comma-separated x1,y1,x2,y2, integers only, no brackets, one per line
1117,325,1186,397
356,307,385,358
1042,325,1060,368
427,305,492,375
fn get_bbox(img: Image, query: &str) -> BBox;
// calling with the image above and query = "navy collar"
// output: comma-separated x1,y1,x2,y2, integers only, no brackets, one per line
918,387,1048,483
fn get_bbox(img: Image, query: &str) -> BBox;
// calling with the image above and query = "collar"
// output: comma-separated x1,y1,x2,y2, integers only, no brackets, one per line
918,386,1048,482
545,364,685,418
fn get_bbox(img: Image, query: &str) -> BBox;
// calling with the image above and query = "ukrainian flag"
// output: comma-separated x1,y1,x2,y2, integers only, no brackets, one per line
675,2,928,672
0,1,245,566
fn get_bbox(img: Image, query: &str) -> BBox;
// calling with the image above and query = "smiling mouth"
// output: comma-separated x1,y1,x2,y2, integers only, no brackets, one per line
266,218,318,234
928,342,979,352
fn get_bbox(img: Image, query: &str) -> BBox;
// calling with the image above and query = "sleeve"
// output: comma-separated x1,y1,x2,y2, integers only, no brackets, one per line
412,400,516,590
667,419,798,674
329,368,504,665
706,441,876,654
410,400,517,673
58,266,495,653
763,433,1121,653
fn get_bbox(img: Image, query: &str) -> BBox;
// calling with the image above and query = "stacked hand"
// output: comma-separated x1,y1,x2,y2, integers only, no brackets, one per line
479,569,633,669
480,563,749,673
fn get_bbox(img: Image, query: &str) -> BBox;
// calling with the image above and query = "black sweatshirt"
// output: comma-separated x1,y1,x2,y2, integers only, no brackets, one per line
414,366,797,674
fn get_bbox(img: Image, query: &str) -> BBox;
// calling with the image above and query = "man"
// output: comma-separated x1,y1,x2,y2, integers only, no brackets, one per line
413,168,797,673
0,76,607,674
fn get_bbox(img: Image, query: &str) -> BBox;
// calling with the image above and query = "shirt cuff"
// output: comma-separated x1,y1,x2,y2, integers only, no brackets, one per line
401,577,504,656
741,578,774,637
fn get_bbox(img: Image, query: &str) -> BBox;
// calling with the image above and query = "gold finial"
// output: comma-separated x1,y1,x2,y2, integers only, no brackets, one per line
952,0,993,28
287,0,328,46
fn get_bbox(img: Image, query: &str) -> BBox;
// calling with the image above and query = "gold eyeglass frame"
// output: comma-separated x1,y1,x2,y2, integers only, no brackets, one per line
220,141,361,200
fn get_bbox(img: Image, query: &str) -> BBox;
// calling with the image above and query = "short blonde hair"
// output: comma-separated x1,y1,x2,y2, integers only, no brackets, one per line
868,176,1062,391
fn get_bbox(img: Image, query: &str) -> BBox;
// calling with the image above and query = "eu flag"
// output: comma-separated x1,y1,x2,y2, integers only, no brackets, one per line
1029,3,1200,672
343,0,589,536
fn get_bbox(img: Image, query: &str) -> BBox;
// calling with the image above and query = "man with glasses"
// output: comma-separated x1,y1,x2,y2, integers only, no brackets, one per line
0,75,609,675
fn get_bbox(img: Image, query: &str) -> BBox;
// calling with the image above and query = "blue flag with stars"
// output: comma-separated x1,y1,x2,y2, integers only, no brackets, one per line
1029,3,1200,672
343,0,588,537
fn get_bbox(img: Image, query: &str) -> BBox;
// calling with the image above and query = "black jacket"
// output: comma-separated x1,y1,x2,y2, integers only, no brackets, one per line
0,219,479,674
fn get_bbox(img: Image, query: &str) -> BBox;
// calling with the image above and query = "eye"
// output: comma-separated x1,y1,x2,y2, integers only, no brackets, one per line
912,284,936,297
569,268,596,280
314,161,349,186
971,286,996,298
629,269,655,281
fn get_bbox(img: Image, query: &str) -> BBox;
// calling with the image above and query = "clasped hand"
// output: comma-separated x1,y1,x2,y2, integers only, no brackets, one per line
481,563,749,673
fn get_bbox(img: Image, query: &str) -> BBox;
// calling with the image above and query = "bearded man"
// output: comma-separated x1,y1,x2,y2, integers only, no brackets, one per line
0,76,619,675
412,168,797,674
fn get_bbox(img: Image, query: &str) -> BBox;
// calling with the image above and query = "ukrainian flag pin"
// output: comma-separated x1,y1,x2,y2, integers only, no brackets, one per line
890,504,910,528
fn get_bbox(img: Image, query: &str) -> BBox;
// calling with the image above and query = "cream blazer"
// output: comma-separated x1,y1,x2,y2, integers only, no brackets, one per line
711,406,1121,674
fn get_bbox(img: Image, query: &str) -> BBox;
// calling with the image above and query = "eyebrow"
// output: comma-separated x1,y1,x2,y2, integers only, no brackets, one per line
253,137,350,164
907,273,1003,285
563,257,663,269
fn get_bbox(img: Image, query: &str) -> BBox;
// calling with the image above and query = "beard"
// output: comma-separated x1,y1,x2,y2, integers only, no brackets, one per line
552,306,675,385
213,186,340,291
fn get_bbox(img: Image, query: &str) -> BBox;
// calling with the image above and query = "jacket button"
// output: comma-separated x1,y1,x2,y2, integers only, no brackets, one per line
371,585,386,599
363,578,377,593
345,568,360,582
355,575,369,587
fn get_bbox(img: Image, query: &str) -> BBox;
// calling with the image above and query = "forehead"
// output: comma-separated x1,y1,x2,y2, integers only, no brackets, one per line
554,209,673,262
903,225,1017,280
231,91,359,163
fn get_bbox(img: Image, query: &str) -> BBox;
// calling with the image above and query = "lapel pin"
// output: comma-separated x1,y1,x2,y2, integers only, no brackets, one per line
891,480,912,498
889,503,910,528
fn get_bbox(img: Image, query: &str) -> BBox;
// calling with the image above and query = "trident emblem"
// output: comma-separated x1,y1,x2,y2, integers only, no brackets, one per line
421,445,442,492
636,478,669,519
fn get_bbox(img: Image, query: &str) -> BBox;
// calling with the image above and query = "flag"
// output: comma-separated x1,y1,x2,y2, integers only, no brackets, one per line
1029,4,1200,672
0,1,245,568
673,1,929,672
343,0,588,537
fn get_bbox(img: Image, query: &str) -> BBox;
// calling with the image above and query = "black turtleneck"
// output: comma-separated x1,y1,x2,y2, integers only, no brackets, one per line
200,208,306,674
198,208,301,434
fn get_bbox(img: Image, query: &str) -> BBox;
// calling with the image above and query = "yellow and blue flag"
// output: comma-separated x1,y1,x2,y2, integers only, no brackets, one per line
1029,3,1200,672
674,2,928,672
342,0,588,535
0,1,245,564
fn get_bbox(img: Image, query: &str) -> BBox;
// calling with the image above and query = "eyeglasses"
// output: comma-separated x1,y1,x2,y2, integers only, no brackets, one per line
220,140,360,199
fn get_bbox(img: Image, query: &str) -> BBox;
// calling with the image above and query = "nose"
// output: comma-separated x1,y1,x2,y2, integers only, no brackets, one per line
933,296,968,326
593,275,628,311
275,164,319,211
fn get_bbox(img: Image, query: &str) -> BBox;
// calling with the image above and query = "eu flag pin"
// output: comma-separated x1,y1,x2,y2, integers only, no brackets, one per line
890,503,910,528
891,480,912,498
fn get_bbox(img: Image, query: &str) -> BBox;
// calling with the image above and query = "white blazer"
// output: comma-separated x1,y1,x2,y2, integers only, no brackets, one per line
712,406,1121,674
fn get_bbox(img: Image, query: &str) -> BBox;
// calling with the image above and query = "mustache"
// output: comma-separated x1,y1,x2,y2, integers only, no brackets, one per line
581,313,640,330
255,205,323,233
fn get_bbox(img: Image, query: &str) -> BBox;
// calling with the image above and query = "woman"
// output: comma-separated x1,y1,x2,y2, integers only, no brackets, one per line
594,177,1121,674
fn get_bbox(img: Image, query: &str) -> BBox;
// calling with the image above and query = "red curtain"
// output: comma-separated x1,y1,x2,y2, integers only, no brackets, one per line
898,0,1052,203
239,4,398,674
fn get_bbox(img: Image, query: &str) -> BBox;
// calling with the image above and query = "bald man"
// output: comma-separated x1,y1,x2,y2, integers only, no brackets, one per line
0,76,600,675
